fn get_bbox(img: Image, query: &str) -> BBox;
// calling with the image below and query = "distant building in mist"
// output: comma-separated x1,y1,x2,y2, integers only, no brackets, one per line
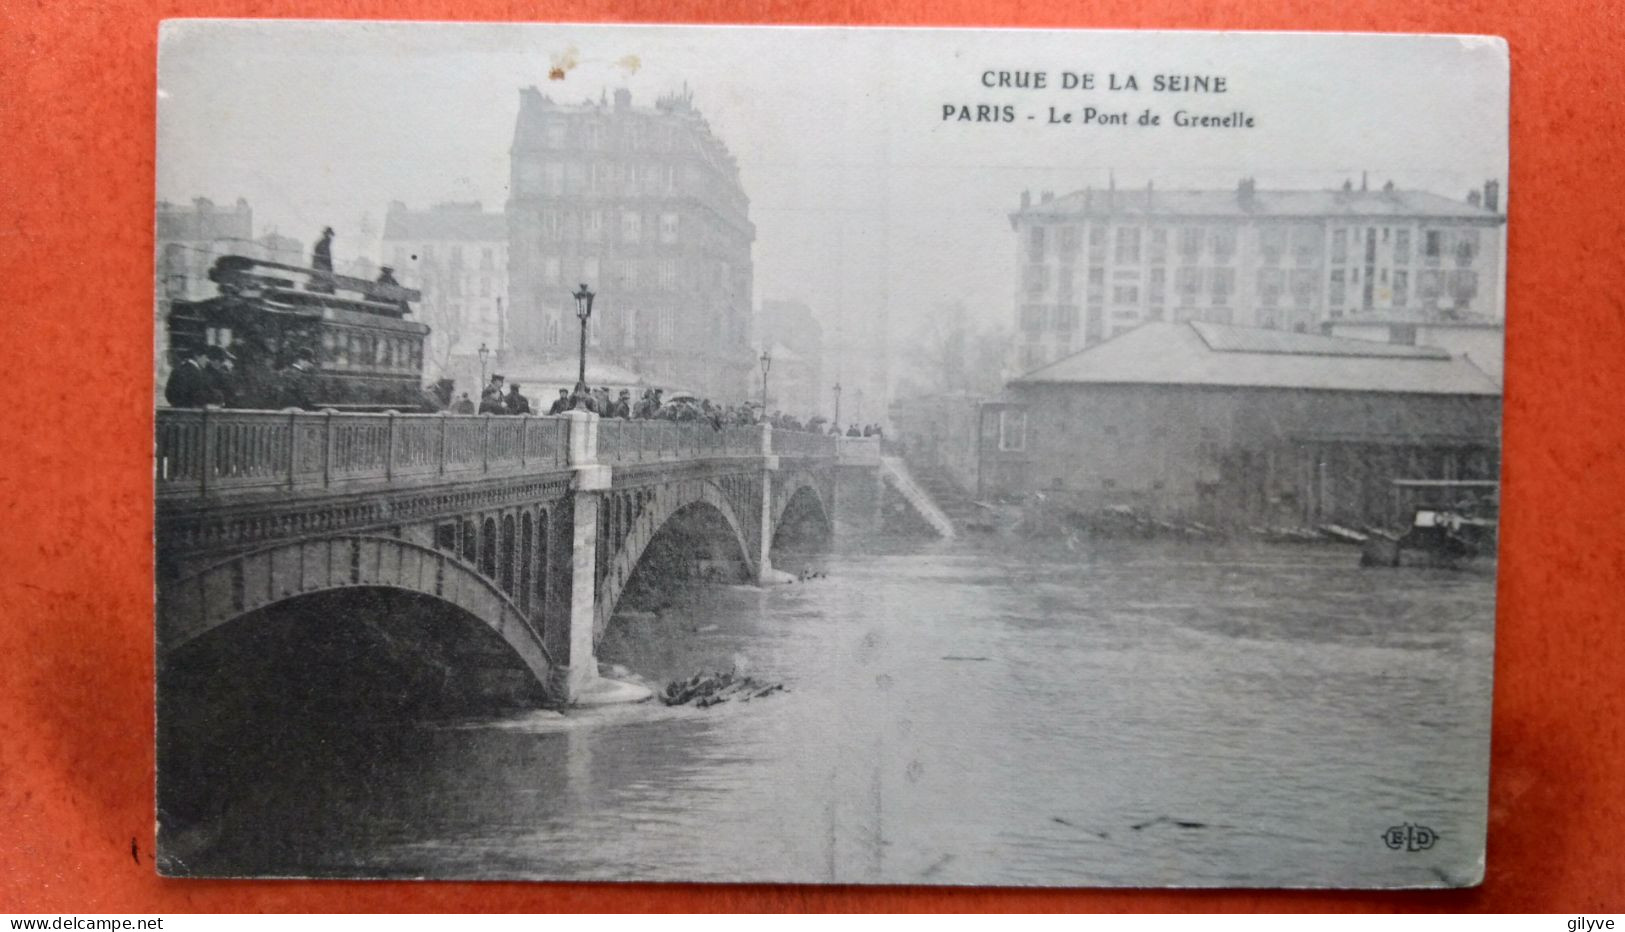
1006,177,1507,374
382,201,509,385
506,86,756,399
756,299,825,417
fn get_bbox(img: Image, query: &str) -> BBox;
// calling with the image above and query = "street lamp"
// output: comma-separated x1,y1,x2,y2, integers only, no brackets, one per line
759,348,772,414
832,381,842,433
477,342,490,386
572,283,595,399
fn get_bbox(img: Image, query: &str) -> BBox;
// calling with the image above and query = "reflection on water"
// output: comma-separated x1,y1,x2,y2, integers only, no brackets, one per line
166,538,1493,887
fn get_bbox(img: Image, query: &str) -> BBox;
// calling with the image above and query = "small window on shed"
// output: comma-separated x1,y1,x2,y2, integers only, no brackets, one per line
998,410,1027,452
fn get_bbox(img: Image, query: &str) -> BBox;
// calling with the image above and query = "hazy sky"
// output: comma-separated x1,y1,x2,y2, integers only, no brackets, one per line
158,23,1508,380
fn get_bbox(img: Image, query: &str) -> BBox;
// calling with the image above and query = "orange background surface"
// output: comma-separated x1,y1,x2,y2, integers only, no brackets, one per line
2,0,1622,914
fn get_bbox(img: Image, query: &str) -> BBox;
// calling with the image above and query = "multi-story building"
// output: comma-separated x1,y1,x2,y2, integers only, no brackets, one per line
382,201,508,386
507,86,757,399
1007,177,1507,373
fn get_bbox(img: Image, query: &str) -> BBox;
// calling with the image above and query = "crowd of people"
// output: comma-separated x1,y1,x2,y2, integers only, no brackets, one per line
462,375,885,437
165,356,888,441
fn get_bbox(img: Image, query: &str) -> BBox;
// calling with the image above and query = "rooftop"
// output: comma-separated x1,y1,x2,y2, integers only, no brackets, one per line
1014,183,1503,222
1012,321,1501,396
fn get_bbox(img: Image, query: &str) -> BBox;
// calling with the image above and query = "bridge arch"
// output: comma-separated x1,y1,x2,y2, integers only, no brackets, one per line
158,535,555,687
595,479,755,639
772,470,833,533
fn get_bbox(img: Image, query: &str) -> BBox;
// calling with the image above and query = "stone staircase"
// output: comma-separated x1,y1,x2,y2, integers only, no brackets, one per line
902,459,992,531
878,456,959,539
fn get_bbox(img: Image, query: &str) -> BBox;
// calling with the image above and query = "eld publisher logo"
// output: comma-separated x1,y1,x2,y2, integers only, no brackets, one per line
1383,823,1438,852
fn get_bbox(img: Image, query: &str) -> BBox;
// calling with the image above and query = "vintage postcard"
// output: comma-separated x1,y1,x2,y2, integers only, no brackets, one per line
154,23,1508,886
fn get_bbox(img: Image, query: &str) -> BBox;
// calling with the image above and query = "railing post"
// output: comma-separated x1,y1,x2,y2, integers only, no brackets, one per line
199,405,214,496
438,413,448,477
287,409,298,490
481,414,491,474
520,416,529,467
385,410,397,481
322,409,336,489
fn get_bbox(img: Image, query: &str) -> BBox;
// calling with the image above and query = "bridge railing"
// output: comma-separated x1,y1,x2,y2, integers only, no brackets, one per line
770,429,839,459
156,408,574,498
595,418,762,464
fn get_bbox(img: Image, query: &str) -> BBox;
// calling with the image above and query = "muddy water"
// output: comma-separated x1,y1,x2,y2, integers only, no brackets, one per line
171,538,1494,887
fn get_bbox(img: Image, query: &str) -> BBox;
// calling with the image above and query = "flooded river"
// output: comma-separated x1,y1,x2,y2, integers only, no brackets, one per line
167,537,1494,887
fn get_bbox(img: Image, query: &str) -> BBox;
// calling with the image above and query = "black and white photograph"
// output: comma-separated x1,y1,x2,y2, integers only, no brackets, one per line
153,23,1508,887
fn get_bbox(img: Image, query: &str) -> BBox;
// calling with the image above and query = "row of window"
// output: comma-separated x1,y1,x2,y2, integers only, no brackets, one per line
1329,268,1478,307
322,329,424,372
535,254,690,291
1027,221,1490,269
1328,226,1481,266
534,305,680,349
515,159,682,199
1026,263,1480,310
537,117,685,153
527,208,683,245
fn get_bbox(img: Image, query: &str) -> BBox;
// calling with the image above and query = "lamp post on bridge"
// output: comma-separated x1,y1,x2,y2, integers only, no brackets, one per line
759,348,772,416
572,283,595,406
832,381,842,433
477,342,490,386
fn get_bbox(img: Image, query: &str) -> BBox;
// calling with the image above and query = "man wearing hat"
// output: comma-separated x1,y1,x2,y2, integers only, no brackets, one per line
310,226,336,294
611,389,632,419
478,374,506,414
504,381,532,416
547,388,571,415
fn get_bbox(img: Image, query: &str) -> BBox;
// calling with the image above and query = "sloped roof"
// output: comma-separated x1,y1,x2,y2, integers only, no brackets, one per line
1017,187,1502,222
382,204,505,242
1013,321,1500,396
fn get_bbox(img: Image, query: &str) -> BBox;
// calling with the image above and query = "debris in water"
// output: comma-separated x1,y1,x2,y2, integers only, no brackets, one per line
1130,816,1210,831
661,670,786,708
941,655,990,662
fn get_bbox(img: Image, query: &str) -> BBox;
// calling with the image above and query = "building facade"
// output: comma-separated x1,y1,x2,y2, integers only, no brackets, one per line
382,201,509,387
1007,178,1507,374
507,86,756,399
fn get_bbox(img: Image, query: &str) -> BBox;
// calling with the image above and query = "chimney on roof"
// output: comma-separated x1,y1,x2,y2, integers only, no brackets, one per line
1467,189,1482,207
1147,179,1154,210
1483,179,1500,212
1383,179,1395,193
1342,179,1353,193
1020,190,1031,210
1040,190,1054,204
1237,176,1256,207
1361,170,1369,192
614,87,631,110
1084,187,1093,210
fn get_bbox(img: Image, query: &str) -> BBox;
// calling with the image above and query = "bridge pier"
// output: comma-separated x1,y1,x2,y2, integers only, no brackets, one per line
756,423,788,586
549,410,652,706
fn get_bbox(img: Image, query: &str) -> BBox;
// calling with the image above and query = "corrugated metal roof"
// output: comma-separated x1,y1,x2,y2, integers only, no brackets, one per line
1013,322,1501,396
1017,187,1502,221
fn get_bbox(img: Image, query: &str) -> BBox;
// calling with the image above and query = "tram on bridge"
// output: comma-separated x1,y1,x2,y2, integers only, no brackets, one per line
165,255,435,412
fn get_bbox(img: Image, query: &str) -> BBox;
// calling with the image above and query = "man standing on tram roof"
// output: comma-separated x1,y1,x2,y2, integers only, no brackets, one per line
309,226,336,294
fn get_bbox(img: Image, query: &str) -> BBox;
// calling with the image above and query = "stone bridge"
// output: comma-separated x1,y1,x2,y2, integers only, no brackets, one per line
155,408,881,704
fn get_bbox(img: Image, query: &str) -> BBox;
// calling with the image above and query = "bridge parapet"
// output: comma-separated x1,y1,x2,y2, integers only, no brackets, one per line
768,427,839,459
